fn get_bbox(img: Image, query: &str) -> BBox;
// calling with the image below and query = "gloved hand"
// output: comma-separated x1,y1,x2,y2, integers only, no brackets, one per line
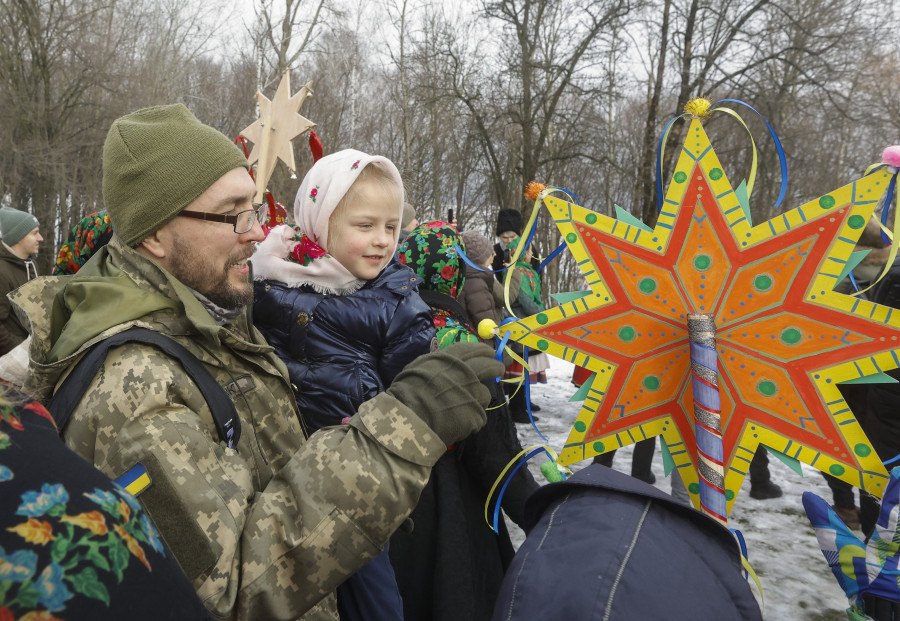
803,466,900,619
387,342,505,446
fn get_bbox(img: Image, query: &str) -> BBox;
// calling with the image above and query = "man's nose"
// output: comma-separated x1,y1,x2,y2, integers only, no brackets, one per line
241,217,265,243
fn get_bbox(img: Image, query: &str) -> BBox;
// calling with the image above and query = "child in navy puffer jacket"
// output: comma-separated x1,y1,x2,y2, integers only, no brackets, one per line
251,149,436,621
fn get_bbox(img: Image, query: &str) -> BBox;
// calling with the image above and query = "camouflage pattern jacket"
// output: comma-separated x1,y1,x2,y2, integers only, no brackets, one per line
12,234,447,620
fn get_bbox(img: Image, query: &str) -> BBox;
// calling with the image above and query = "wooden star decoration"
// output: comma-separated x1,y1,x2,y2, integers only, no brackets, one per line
240,70,315,203
502,119,899,516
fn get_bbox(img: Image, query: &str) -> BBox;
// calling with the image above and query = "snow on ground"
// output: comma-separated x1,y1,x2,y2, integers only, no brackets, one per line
507,358,850,621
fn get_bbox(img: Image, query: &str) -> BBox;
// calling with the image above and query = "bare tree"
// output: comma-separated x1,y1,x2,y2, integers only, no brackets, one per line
255,0,333,83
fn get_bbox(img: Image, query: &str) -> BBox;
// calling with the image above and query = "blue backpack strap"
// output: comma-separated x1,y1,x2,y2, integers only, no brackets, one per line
48,327,241,448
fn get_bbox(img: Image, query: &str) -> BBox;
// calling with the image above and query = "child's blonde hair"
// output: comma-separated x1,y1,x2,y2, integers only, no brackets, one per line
326,162,404,251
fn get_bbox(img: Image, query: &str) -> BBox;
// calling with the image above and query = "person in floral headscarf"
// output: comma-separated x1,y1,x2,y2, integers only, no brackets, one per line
398,220,479,348
53,211,114,275
250,149,436,621
0,387,215,620
392,221,539,621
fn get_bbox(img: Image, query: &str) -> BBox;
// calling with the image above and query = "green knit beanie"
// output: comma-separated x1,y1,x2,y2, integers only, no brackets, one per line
102,104,250,246
0,207,39,246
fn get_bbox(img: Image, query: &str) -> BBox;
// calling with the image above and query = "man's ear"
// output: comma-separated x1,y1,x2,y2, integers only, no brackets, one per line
136,226,171,261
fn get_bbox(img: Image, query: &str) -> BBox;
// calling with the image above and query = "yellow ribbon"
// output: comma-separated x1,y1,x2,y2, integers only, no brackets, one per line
711,107,759,198
741,553,765,613
484,444,566,528
503,191,547,317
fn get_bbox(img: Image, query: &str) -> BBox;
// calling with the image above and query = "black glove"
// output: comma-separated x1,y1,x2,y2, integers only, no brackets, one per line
387,342,505,445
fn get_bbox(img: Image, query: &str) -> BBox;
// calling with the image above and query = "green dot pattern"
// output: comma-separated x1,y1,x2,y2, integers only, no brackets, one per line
642,375,661,391
537,313,549,325
638,277,657,294
709,168,723,180
693,254,711,271
586,213,597,224
725,489,735,501
757,380,777,396
618,326,636,342
780,328,802,345
829,464,845,476
819,195,835,209
848,214,865,229
536,339,549,351
753,274,773,292
855,443,871,457
566,233,577,243
575,421,586,432
593,441,604,453
674,171,687,183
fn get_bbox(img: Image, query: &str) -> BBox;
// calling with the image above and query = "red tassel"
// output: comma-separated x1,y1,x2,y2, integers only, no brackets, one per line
309,131,323,163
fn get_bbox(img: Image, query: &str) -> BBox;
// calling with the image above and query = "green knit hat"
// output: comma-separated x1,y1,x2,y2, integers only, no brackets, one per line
0,207,40,246
102,104,250,246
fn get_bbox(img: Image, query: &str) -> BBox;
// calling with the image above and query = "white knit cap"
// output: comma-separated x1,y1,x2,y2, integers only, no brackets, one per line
293,149,404,250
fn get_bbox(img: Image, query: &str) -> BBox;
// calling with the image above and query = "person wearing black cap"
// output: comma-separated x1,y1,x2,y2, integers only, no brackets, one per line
491,208,523,280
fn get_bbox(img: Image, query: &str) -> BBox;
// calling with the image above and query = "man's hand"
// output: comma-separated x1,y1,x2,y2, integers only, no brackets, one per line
387,342,504,446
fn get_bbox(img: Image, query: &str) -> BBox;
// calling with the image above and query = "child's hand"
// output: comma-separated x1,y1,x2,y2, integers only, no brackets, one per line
803,466,900,614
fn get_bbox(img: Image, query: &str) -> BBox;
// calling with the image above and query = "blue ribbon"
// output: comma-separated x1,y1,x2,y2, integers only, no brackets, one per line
883,453,900,467
453,243,510,275
656,100,789,211
537,243,566,274
656,114,688,211
880,172,896,245
715,98,789,208
730,528,749,578
490,447,548,532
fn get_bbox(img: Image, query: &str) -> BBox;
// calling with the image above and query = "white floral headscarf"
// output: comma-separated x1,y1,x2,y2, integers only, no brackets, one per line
250,149,405,294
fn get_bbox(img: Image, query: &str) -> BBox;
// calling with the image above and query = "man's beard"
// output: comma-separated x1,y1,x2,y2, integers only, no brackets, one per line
169,233,253,310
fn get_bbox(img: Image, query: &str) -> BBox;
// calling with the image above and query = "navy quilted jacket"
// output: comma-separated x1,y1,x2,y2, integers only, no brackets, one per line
253,261,436,431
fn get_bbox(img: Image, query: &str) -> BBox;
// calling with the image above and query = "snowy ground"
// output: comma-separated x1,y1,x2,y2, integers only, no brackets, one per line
507,358,850,621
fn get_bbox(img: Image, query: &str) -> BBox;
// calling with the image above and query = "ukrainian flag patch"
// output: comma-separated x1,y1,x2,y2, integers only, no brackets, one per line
116,463,151,496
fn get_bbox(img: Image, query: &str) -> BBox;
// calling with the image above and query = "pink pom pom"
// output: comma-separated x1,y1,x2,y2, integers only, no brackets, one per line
883,146,900,167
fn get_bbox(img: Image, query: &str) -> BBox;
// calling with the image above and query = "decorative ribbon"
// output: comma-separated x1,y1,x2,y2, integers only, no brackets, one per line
537,243,566,274
850,162,900,297
484,444,569,532
730,527,764,609
688,313,727,525
657,98,788,212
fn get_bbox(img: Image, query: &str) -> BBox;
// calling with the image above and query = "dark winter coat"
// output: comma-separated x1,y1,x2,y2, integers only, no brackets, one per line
0,243,37,355
862,259,900,462
492,464,762,621
253,260,436,430
460,265,501,327
459,264,522,330
392,222,540,621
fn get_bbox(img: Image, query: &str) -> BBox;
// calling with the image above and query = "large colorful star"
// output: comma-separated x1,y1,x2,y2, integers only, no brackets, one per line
240,70,315,203
502,119,900,515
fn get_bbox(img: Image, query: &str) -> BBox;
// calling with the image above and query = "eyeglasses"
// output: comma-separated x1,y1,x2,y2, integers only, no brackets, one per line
179,207,266,234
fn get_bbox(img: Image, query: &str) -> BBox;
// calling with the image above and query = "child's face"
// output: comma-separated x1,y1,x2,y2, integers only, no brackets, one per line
329,181,400,280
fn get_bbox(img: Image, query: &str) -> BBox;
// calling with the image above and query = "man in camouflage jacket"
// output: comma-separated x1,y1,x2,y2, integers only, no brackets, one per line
12,104,502,620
